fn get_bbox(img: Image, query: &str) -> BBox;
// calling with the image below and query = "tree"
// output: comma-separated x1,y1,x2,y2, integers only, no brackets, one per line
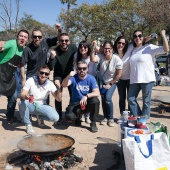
19,13,58,38
60,0,77,32
59,3,103,41
0,0,21,33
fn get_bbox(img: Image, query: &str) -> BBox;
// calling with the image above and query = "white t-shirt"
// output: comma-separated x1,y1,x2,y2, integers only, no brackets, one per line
23,76,57,104
96,53,123,83
119,44,133,80
129,44,165,84
73,52,98,76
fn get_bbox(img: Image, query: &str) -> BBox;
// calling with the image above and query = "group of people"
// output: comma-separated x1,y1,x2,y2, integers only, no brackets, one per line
0,25,169,134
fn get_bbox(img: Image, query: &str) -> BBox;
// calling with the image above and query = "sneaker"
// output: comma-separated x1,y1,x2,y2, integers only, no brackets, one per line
37,115,45,127
100,118,108,125
90,122,98,132
85,117,91,124
107,119,115,127
26,124,35,134
80,115,85,122
75,118,81,127
117,116,126,123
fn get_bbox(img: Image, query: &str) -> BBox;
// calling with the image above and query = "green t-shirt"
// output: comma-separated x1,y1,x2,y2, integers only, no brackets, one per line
0,39,23,64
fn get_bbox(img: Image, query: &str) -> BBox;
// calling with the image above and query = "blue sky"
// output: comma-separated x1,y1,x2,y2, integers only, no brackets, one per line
0,0,104,30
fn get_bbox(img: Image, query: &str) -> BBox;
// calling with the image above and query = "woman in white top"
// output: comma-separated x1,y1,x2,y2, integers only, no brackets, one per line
73,40,98,123
91,41,123,127
113,36,133,116
128,30,169,119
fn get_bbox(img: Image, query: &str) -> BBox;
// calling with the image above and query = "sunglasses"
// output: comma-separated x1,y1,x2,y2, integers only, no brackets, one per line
77,67,87,71
117,42,126,45
133,34,143,39
33,35,42,39
39,71,49,76
60,39,69,43
79,46,88,49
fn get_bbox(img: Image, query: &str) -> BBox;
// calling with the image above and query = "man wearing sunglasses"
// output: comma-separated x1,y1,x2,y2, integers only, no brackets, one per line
20,24,62,86
19,65,61,134
48,33,77,124
62,61,100,132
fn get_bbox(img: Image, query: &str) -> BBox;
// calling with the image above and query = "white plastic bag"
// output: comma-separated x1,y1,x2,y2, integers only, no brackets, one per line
122,132,170,170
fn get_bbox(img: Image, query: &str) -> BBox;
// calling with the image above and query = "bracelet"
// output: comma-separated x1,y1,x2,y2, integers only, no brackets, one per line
58,86,62,92
109,82,113,86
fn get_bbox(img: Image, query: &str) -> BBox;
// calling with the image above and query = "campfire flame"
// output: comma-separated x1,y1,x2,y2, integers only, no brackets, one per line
33,155,41,163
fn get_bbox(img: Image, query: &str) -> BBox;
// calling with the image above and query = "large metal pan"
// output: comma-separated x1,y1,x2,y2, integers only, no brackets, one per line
17,133,75,156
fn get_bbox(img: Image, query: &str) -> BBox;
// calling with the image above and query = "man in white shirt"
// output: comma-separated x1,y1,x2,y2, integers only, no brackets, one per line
19,65,61,134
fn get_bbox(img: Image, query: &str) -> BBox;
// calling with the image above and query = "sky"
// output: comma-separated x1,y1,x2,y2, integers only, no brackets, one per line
0,0,104,30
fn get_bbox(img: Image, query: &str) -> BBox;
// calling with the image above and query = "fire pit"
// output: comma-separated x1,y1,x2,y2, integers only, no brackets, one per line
8,133,83,170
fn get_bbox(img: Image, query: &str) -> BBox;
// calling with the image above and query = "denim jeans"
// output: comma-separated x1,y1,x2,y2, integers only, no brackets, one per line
116,79,130,114
6,69,22,120
127,82,154,118
101,84,116,120
19,100,59,125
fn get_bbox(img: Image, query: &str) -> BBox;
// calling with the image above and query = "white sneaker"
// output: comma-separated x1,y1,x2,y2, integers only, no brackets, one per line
80,115,85,122
85,117,91,124
107,119,115,127
37,115,45,127
100,118,108,125
26,124,35,134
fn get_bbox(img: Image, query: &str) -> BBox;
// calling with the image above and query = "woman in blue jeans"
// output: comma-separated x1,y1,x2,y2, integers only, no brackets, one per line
90,41,123,127
128,30,169,119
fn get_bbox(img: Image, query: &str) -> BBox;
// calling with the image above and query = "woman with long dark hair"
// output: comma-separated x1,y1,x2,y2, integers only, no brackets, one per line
128,30,169,119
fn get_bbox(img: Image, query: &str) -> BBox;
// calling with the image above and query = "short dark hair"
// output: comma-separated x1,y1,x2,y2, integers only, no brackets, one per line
17,29,29,38
113,36,129,56
39,64,50,72
59,33,69,39
32,28,43,37
103,41,114,49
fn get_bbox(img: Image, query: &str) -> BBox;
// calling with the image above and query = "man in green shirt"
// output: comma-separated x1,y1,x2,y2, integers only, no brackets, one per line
0,29,29,123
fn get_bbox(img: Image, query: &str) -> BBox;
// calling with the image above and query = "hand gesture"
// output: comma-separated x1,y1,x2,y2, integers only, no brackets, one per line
160,30,166,37
50,50,56,60
69,71,76,77
55,23,62,31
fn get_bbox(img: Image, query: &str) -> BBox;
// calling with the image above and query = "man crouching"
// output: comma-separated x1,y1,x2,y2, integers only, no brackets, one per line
19,65,61,134
62,61,100,132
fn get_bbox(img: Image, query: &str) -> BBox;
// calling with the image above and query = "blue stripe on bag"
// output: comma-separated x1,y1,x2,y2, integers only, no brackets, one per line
135,134,154,158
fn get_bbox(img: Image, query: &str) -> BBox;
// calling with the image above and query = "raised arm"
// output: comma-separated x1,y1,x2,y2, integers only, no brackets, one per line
62,71,76,87
52,89,62,102
90,45,99,63
161,30,169,52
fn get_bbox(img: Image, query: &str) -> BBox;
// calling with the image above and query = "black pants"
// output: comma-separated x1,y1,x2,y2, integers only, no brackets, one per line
55,86,72,119
65,97,100,122
116,79,131,114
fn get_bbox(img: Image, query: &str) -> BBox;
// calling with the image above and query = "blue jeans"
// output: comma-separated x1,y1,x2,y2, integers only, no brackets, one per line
116,79,130,114
19,100,59,125
6,69,22,120
127,82,154,119
101,84,116,120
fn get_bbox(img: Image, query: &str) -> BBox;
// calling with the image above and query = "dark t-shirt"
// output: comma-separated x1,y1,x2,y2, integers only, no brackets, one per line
21,37,57,77
51,44,77,81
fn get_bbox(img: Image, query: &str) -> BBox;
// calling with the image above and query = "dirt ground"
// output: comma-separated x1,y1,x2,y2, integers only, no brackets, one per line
0,75,170,169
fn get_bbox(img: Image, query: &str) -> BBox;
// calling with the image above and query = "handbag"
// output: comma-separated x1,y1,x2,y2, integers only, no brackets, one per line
122,132,170,170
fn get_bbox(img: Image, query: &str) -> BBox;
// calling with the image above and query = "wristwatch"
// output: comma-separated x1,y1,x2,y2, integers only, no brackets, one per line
109,82,113,86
